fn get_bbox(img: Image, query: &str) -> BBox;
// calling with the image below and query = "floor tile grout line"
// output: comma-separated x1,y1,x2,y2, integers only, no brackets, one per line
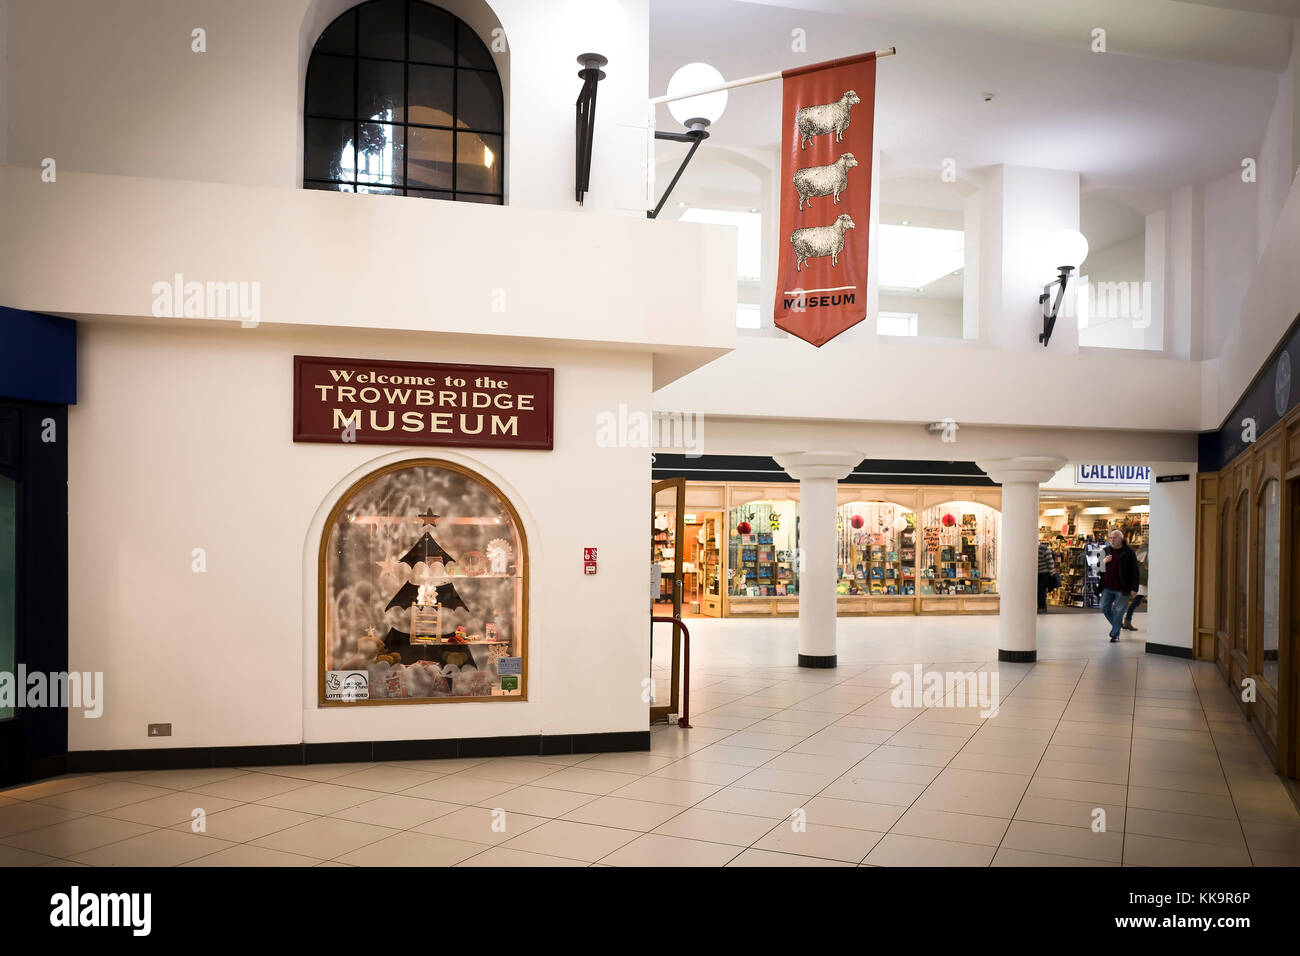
1000,657,1094,866
1188,664,1256,865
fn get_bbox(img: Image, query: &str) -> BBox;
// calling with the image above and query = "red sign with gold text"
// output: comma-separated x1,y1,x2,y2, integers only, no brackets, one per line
293,355,553,450
773,53,876,346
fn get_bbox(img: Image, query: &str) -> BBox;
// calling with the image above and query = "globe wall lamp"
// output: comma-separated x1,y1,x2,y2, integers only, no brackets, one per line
1038,229,1089,347
647,62,729,219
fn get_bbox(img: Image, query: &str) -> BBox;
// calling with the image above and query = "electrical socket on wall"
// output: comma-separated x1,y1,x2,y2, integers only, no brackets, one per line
147,723,172,737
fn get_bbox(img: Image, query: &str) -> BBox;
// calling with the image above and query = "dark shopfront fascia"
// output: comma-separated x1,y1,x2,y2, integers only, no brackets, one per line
0,308,74,787
652,455,1002,618
1196,310,1300,780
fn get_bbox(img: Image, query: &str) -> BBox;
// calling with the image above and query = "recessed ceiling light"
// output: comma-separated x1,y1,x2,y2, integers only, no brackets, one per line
901,219,911,225
748,207,759,213
916,287,925,292
677,201,688,208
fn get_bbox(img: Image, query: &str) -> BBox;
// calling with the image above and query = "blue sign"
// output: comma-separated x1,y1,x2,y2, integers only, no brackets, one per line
496,657,522,676
1075,464,1150,486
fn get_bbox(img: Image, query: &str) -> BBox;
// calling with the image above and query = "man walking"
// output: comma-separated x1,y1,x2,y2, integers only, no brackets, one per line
1122,544,1149,631
1099,529,1140,642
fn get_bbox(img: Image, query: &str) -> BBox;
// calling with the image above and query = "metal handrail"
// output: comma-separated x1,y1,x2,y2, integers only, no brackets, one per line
650,615,691,729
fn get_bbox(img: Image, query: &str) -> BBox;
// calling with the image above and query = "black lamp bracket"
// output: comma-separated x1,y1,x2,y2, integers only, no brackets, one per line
1038,266,1075,347
647,118,711,219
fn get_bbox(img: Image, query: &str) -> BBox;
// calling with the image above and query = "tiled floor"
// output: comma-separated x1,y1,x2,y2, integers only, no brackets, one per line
2,612,1298,866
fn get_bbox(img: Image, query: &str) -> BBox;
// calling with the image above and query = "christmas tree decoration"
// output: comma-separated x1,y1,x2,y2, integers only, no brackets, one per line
399,530,457,567
941,513,957,527
851,515,865,529
416,509,441,526
737,521,752,535
893,513,909,533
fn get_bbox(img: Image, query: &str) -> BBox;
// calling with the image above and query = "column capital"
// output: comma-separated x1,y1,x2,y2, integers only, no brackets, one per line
773,450,864,481
976,455,1066,485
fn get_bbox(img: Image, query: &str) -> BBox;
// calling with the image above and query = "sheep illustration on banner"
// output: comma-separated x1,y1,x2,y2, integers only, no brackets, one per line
774,52,877,347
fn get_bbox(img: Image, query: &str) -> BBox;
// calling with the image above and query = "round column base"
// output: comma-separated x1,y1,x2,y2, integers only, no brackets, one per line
798,654,838,669
998,648,1037,663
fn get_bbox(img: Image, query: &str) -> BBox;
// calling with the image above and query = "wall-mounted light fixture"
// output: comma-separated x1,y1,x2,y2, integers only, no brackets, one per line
575,53,608,205
647,62,729,219
1038,229,1089,347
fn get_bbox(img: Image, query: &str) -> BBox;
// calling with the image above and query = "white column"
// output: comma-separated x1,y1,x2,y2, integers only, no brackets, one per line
977,456,1065,662
774,451,864,668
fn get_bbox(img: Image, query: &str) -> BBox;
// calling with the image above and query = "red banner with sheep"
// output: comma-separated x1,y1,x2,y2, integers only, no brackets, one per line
773,52,876,346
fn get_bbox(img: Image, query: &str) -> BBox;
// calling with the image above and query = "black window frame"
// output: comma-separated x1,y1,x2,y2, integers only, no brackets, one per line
303,0,504,204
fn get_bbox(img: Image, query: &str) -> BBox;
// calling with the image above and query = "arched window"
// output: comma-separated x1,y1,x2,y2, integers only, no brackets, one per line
1257,479,1280,690
304,0,504,203
1234,491,1250,657
319,459,526,704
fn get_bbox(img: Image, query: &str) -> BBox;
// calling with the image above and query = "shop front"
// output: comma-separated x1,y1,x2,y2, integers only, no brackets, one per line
651,456,1002,617
1038,463,1151,612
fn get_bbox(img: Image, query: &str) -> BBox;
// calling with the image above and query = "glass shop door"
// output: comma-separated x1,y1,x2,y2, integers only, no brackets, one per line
650,478,685,723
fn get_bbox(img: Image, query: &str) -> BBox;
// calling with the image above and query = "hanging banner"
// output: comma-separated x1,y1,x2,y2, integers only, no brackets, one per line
773,52,876,347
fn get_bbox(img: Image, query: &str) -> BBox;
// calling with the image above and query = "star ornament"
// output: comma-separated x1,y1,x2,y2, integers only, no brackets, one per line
416,509,441,526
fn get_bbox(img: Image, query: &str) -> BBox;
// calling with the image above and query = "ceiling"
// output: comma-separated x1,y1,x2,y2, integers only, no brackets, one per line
650,0,1292,193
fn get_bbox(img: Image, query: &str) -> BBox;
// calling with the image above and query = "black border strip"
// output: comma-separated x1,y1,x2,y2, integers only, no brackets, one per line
1144,641,1194,659
56,732,650,777
651,454,994,487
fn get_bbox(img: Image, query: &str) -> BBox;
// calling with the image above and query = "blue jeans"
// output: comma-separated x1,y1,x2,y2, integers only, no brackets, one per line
1100,589,1130,638
1124,594,1144,624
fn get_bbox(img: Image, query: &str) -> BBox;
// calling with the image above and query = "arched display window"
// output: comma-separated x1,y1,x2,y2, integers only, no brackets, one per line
1258,479,1280,691
728,498,799,597
319,459,526,704
916,501,1000,595
836,500,915,596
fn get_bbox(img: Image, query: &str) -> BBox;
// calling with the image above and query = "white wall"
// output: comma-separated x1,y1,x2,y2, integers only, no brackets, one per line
0,166,736,372
1079,233,1145,350
3,0,650,214
0,0,8,166
1202,169,1259,359
1147,466,1197,651
68,321,653,751
1256,27,1297,258
879,293,962,339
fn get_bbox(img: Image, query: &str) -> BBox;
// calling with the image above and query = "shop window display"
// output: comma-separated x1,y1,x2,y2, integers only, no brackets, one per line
836,502,915,596
917,502,998,595
320,459,525,704
729,500,798,597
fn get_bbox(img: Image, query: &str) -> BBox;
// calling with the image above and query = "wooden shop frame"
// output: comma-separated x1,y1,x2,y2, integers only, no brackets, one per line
318,457,529,707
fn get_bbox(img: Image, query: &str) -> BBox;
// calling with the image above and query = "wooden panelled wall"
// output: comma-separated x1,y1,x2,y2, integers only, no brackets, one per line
1195,416,1296,777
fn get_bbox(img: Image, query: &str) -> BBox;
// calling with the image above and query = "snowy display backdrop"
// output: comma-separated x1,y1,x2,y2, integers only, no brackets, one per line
323,463,522,699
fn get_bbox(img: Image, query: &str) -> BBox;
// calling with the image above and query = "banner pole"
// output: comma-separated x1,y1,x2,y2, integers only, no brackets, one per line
649,47,894,105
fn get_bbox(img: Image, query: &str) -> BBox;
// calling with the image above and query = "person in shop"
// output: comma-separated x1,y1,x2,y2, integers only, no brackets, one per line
1037,540,1056,613
1099,528,1140,642
1122,545,1149,631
